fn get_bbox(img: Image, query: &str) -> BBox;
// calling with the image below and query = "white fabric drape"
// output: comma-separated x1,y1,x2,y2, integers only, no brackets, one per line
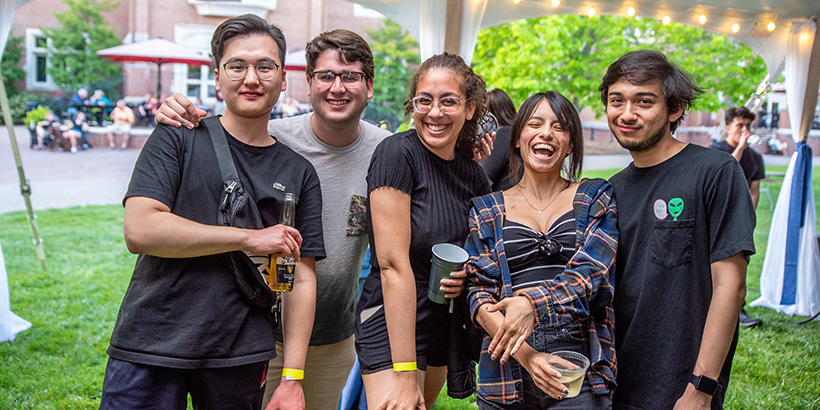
0,244,31,342
458,0,488,66
785,21,817,144
1,0,29,56
418,0,447,61
751,21,820,320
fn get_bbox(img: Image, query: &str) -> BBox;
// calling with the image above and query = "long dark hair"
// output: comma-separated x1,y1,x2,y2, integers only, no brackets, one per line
404,53,489,149
488,89,516,127
509,91,584,184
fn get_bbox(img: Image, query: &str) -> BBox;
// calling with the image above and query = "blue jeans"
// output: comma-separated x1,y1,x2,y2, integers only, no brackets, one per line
477,321,612,410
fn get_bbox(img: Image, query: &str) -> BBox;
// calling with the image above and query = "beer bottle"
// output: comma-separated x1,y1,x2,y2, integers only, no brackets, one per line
270,193,296,292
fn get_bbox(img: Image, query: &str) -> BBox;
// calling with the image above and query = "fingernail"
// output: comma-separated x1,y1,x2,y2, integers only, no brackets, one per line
510,350,515,356
562,389,569,396
450,272,457,277
499,359,506,365
186,124,193,129
485,306,490,310
440,278,447,284
439,286,446,291
487,348,492,355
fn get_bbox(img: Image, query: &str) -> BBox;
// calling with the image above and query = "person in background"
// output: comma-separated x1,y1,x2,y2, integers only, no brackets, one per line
601,50,754,410
708,106,764,328
466,91,617,409
481,89,517,191
68,88,89,119
355,53,491,410
106,99,135,150
33,111,60,150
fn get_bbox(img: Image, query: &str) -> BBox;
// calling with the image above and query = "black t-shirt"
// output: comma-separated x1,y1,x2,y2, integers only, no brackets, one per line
108,121,325,369
708,140,765,186
479,125,513,191
609,144,755,410
365,130,491,283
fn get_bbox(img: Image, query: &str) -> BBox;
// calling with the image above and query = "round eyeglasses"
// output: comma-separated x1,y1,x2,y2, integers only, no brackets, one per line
222,60,280,81
310,70,367,88
412,96,464,115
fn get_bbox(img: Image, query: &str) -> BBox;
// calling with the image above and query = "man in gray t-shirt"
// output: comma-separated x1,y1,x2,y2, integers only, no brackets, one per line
157,29,389,410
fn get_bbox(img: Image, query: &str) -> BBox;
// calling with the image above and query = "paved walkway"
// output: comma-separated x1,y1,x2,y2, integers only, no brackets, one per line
0,124,803,215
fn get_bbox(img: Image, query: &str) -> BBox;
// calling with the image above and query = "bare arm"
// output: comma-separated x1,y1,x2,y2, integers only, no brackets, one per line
369,186,425,410
267,257,317,410
749,181,760,210
674,252,747,410
730,130,751,162
123,196,302,260
155,93,207,129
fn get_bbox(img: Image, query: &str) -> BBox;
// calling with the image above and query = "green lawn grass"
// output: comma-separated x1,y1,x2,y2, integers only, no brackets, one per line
1,166,819,409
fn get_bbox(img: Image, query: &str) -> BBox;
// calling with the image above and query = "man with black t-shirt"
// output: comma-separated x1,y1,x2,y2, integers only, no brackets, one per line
100,15,324,410
709,106,765,328
600,50,755,410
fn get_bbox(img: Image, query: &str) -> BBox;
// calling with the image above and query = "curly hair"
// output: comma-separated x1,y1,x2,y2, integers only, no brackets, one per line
403,53,489,149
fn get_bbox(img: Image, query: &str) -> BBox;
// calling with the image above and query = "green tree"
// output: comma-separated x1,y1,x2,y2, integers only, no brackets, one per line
1,35,26,98
41,0,121,93
365,19,420,129
472,15,767,116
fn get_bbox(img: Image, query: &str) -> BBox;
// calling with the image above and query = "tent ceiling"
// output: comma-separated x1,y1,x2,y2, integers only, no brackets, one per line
356,0,819,51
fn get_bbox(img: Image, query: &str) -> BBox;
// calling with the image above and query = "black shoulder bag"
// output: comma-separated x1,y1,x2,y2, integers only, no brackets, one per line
203,116,277,308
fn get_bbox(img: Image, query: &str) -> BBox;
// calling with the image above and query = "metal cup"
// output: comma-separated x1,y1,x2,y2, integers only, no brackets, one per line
428,243,469,304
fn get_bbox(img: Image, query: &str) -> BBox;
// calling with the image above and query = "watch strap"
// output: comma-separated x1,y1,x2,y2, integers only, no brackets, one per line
689,373,721,396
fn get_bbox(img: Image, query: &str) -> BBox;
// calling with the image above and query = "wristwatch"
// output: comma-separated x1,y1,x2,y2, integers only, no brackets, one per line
689,373,721,396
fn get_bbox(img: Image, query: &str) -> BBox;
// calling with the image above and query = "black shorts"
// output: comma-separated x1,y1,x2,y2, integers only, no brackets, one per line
354,274,450,373
99,357,268,410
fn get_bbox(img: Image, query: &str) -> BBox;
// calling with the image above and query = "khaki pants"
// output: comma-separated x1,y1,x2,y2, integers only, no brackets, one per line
263,335,356,410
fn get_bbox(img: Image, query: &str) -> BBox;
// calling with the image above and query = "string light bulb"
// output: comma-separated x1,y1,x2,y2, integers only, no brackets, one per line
627,7,635,17
588,8,596,18
767,22,776,32
662,15,671,25
698,15,707,25
552,0,559,7
731,23,740,33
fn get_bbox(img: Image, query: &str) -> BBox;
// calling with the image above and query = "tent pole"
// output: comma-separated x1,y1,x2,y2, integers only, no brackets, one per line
0,70,47,271
156,60,162,98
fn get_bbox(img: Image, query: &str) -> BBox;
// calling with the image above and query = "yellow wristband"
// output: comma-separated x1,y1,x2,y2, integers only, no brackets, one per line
282,368,304,380
392,361,417,372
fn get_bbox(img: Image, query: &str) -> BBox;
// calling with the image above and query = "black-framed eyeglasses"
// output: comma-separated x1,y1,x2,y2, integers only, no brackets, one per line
310,70,368,88
412,96,464,115
222,60,280,81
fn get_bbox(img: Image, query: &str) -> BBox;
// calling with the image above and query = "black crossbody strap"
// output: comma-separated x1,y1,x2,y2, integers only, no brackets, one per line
203,116,239,182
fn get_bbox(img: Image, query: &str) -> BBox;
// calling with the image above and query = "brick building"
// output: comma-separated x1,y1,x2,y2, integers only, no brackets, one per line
9,0,386,106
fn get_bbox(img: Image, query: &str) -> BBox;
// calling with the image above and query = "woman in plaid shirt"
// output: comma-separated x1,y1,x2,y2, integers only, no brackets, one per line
465,91,618,409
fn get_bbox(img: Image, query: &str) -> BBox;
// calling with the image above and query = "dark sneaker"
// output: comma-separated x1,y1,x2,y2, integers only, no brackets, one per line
739,310,762,328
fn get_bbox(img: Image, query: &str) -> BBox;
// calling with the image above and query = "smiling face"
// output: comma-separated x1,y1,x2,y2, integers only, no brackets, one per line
605,79,682,153
412,68,476,159
308,49,373,129
215,34,286,121
516,100,571,177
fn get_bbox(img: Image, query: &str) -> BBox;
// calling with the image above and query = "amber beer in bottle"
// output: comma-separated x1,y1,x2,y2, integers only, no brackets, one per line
270,193,296,292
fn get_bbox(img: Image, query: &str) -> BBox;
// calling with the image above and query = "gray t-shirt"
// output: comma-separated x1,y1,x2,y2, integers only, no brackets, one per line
269,114,390,345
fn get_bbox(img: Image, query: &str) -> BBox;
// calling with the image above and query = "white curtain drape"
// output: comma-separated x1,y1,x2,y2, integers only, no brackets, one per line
752,21,820,320
0,244,31,342
419,0,447,61
0,0,28,56
458,0,488,66
785,21,817,144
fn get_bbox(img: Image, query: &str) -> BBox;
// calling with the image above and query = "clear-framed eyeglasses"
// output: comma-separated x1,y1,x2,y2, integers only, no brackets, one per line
222,60,280,81
412,96,464,115
309,70,367,88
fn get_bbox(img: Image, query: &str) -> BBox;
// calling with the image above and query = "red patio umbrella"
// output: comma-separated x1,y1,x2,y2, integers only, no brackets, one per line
96,38,212,97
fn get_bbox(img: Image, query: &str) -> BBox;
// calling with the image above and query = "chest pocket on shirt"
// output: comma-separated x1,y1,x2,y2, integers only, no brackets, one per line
346,194,367,236
650,219,695,268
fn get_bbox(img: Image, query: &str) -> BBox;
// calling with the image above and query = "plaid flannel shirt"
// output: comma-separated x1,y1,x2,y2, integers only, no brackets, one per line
465,178,618,404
